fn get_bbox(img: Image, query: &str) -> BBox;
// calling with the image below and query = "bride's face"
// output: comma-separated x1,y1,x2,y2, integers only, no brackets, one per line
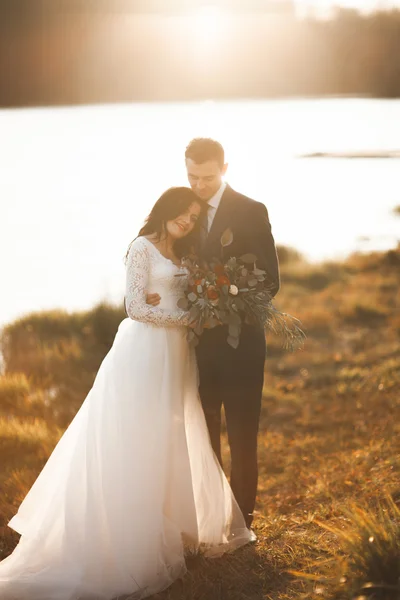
166,202,201,240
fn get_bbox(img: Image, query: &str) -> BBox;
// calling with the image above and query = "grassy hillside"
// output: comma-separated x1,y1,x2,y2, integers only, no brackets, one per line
1,245,399,599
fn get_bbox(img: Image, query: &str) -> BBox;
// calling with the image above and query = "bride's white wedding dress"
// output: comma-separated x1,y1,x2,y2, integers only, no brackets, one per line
0,236,253,600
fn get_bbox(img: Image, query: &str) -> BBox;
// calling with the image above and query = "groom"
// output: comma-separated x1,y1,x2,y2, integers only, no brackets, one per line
148,138,280,528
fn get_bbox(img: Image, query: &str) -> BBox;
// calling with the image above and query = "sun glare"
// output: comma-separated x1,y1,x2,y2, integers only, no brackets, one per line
190,4,225,49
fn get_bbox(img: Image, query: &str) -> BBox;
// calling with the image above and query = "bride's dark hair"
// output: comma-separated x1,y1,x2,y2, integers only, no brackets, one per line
125,187,207,261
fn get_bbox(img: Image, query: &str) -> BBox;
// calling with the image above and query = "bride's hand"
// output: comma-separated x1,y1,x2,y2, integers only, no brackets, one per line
146,293,161,306
203,321,222,329
188,319,222,330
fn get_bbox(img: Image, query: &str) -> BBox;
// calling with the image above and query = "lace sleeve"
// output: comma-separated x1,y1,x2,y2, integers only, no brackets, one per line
125,238,190,327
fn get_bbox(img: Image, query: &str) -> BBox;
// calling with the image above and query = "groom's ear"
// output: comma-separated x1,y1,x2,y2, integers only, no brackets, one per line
222,163,228,176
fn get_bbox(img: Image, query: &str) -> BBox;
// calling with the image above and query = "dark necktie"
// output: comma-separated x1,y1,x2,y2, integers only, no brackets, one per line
199,208,209,252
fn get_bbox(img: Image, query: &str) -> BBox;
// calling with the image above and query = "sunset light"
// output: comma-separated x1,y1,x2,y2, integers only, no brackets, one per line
190,4,226,49
1,0,400,597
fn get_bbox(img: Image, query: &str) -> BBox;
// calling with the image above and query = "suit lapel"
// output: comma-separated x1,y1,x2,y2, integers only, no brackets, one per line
206,184,236,251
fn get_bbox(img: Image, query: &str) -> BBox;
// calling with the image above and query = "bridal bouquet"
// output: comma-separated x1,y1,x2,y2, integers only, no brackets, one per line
177,229,305,349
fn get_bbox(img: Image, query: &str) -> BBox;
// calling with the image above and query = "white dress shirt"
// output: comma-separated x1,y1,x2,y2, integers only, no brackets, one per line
207,181,227,232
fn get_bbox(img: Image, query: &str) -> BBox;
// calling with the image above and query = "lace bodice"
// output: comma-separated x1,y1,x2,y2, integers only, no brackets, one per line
125,236,190,327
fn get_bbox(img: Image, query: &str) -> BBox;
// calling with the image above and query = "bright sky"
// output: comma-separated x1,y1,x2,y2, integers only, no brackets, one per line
294,0,400,17
186,1,400,49
189,1,400,31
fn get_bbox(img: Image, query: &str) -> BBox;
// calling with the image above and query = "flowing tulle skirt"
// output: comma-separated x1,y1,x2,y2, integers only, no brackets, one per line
0,318,252,600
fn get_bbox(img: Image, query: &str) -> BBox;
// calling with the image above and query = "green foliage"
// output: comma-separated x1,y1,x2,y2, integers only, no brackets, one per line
181,232,305,350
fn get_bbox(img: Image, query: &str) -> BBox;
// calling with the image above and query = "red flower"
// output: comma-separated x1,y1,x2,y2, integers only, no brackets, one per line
189,278,203,294
207,286,219,300
216,275,230,287
213,264,226,276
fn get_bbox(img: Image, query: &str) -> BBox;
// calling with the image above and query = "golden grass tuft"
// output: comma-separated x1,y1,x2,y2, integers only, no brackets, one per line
289,497,400,599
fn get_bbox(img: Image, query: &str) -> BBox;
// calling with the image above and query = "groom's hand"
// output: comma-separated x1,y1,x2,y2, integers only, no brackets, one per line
203,319,222,329
146,293,161,306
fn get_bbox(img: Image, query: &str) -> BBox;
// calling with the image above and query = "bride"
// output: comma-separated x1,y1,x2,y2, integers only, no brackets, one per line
0,187,254,600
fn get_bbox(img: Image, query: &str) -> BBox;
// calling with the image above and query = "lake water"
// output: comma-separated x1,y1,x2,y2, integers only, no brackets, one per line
1,98,399,326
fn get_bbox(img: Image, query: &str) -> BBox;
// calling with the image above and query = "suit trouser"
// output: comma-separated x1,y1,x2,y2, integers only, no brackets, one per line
196,324,266,528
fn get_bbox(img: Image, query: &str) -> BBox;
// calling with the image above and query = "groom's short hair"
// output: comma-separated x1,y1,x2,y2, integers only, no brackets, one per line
185,138,225,168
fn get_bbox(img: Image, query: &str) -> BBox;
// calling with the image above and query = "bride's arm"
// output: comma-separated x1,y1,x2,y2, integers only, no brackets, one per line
125,238,190,327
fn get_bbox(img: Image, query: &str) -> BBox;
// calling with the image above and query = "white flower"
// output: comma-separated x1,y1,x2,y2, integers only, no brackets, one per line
229,285,239,296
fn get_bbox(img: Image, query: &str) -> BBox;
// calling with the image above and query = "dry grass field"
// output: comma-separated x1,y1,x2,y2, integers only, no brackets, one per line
1,245,399,599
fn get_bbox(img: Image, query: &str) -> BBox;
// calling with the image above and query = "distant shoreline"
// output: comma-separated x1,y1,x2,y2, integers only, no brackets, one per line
1,94,399,112
299,150,400,159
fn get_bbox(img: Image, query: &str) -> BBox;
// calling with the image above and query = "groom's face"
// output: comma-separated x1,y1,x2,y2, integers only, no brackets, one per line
185,159,227,202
